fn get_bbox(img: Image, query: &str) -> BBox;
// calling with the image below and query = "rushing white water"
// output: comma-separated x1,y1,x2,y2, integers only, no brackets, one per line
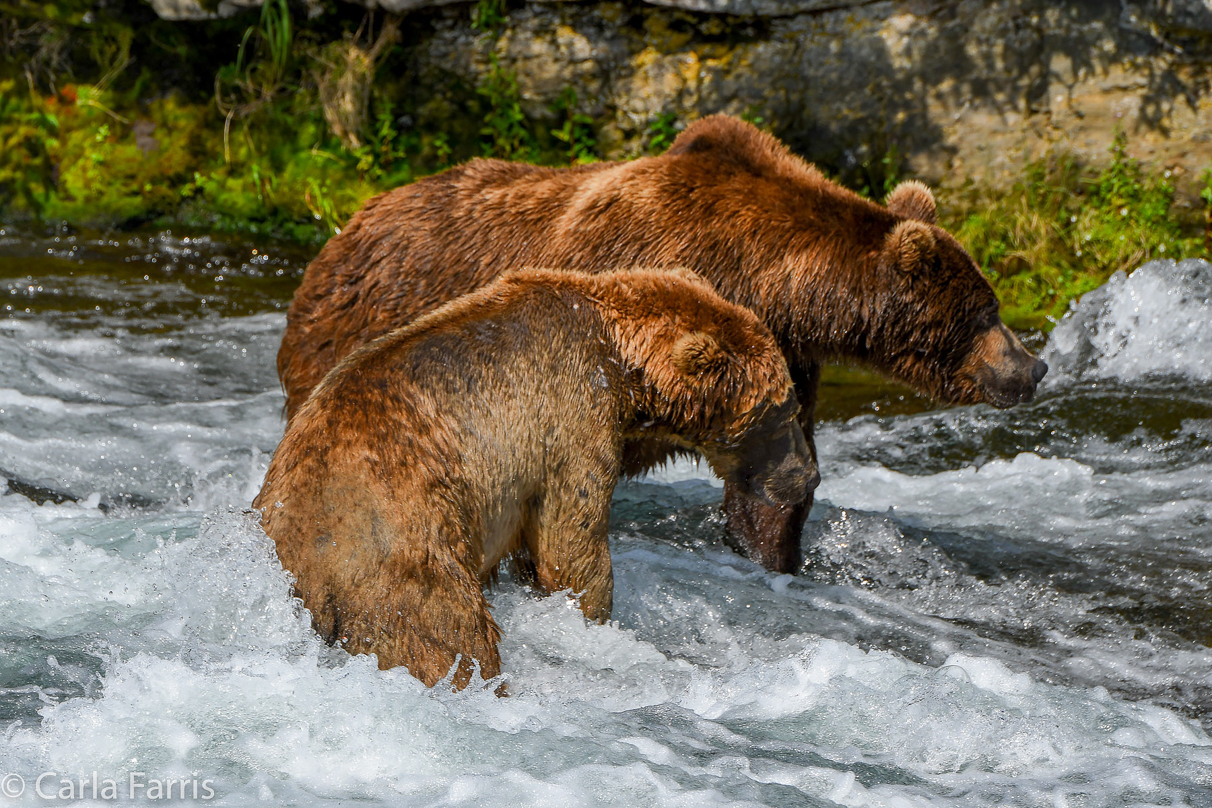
2,234,1211,806
1042,259,1212,384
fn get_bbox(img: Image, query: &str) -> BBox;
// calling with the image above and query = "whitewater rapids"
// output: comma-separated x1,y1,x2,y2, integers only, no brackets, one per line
1,230,1210,806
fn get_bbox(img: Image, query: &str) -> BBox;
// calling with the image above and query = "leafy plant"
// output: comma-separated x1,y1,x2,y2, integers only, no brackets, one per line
740,105,767,130
645,112,679,154
549,87,597,164
0,80,59,215
471,0,507,32
215,0,294,124
855,143,901,200
304,177,342,234
1201,168,1212,251
431,131,452,167
346,98,415,185
943,129,1203,330
476,54,533,160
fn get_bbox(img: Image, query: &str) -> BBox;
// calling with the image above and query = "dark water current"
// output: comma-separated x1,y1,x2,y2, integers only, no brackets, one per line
1,226,1211,807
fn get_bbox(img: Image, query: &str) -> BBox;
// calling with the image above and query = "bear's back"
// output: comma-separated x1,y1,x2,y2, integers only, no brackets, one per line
284,281,623,486
277,115,895,418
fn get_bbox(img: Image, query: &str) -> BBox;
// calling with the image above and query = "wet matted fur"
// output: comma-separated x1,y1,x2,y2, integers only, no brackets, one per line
276,115,1046,573
255,268,815,689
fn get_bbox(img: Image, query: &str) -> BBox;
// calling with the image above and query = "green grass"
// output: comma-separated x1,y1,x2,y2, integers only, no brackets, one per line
550,88,598,165
939,131,1210,330
0,0,621,241
645,112,679,154
0,78,386,243
471,0,508,32
476,54,535,160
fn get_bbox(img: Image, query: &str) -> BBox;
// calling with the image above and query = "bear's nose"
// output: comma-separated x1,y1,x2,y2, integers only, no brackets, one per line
781,436,819,498
1032,359,1048,384
803,464,821,494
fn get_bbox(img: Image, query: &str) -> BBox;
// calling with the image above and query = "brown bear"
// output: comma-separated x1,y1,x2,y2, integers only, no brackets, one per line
254,268,816,690
276,114,1047,575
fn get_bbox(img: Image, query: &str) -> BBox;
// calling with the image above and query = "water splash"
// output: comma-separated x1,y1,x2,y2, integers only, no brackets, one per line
1043,258,1212,384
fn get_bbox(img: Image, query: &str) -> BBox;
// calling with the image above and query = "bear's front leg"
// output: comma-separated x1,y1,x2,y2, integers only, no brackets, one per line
523,483,615,622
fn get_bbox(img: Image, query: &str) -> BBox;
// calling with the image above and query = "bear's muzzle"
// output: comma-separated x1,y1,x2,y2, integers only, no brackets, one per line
963,323,1048,408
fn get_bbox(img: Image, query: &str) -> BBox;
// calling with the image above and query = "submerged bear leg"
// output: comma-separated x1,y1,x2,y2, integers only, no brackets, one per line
523,482,615,622
335,550,504,691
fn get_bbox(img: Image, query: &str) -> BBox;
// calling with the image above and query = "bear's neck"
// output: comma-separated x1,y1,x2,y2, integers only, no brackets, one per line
775,248,888,367
635,167,900,373
692,227,892,372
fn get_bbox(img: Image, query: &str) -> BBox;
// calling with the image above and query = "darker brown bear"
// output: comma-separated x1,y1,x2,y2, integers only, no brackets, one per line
255,268,815,690
277,115,1047,574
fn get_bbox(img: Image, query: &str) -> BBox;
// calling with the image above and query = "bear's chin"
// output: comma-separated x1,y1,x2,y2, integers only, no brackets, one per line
984,385,1037,408
951,377,1039,409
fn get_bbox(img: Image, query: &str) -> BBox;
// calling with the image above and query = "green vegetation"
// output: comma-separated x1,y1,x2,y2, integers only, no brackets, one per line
0,0,615,241
1,1,1210,325
645,112,680,154
1201,169,1212,250
940,131,1209,330
471,0,507,32
1,0,398,241
0,82,59,216
476,54,535,160
739,106,767,130
550,88,597,165
857,143,901,202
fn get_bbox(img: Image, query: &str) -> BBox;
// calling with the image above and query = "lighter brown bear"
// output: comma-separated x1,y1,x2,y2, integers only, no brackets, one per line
276,115,1047,574
254,268,816,690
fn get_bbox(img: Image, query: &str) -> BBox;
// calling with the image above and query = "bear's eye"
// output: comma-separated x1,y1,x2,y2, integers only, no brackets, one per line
974,305,1000,331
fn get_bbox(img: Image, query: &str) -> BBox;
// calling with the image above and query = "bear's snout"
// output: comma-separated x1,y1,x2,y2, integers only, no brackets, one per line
962,323,1048,408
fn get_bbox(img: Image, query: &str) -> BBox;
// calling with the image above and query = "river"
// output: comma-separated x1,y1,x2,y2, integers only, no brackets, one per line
1,226,1210,806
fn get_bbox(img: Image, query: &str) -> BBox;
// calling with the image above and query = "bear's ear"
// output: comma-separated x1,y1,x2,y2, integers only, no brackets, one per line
886,219,936,273
885,179,937,225
672,331,729,376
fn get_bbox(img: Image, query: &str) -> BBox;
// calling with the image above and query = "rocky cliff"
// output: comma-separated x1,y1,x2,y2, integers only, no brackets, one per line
144,0,1212,195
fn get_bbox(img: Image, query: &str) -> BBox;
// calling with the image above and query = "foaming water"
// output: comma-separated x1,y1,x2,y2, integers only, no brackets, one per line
800,259,1212,728
2,234,1211,806
0,315,282,509
1043,259,1212,384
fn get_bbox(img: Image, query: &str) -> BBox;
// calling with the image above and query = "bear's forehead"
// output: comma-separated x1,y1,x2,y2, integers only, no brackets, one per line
929,239,997,295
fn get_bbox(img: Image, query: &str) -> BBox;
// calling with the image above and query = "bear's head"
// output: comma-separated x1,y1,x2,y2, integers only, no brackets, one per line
873,181,1048,407
600,268,819,506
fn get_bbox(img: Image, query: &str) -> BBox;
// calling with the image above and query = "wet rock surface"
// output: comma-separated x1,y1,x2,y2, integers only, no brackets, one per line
392,0,1212,191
